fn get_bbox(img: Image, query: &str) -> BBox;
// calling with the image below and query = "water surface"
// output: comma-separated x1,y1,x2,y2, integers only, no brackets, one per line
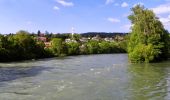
0,54,169,100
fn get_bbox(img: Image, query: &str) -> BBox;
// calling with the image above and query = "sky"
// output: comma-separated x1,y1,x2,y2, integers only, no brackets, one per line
0,0,169,34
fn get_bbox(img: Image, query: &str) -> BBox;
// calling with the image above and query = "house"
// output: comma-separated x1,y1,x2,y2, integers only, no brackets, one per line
65,38,77,43
37,33,47,42
79,37,89,43
114,35,124,41
91,35,101,41
37,33,51,48
104,37,114,42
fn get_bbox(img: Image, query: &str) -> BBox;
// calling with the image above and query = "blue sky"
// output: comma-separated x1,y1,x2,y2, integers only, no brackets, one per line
0,0,169,34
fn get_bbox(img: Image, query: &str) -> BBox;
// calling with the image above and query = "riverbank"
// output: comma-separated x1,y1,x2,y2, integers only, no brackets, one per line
0,31,127,62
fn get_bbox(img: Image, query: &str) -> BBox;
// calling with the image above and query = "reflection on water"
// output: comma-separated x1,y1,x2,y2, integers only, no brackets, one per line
0,54,169,100
128,63,170,100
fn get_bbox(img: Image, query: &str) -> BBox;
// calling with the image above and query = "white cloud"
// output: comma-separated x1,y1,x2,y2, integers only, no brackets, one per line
105,0,114,5
124,24,131,29
56,0,74,7
53,6,60,10
133,2,144,7
107,18,120,23
122,24,133,32
121,2,128,8
159,15,170,26
152,3,170,14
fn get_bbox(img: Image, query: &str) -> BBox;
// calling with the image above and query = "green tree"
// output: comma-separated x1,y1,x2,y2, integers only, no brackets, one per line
0,35,10,61
73,34,81,41
37,30,41,36
79,44,88,54
14,30,38,59
0,30,50,61
66,42,80,55
99,41,111,53
86,40,99,54
51,38,67,56
128,5,169,63
109,42,119,53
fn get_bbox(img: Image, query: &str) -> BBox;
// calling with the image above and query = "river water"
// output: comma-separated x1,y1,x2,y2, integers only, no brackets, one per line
0,54,170,100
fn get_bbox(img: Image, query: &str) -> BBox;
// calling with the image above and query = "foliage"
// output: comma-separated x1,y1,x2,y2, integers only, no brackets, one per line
66,42,80,55
51,38,67,56
86,40,100,54
0,30,128,62
0,30,51,62
81,32,127,38
99,41,111,53
128,5,169,63
79,44,88,54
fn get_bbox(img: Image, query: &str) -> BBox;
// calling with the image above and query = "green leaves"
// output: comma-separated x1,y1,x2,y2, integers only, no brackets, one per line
0,30,51,62
51,38,63,56
128,5,169,63
66,42,80,55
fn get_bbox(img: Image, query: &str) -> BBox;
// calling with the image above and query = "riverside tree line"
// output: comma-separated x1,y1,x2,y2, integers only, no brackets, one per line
0,5,169,63
0,31,127,62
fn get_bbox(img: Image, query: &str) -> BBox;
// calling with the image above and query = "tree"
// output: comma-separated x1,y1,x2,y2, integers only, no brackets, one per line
51,38,67,56
45,30,49,35
73,34,81,41
99,41,111,53
37,30,41,36
128,5,169,63
66,42,80,55
14,30,37,59
0,35,10,61
86,40,99,54
79,44,88,54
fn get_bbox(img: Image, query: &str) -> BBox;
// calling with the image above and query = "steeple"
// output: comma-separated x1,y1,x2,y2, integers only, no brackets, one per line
71,27,75,39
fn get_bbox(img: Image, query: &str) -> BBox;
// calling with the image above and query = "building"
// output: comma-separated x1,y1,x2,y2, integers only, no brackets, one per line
44,42,51,48
37,33,51,48
37,33,47,42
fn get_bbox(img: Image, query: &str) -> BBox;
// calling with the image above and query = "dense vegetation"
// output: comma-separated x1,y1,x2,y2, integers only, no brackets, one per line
128,5,170,63
30,31,127,40
81,32,127,38
51,38,127,56
0,30,127,62
0,31,53,62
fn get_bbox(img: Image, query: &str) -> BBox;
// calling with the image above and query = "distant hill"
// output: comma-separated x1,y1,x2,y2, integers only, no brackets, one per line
81,32,128,38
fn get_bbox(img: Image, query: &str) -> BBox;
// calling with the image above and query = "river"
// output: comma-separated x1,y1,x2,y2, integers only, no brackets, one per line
0,54,170,100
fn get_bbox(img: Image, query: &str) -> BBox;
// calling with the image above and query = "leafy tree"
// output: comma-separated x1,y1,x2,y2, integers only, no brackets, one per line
51,38,67,56
14,30,38,59
99,41,111,53
109,42,120,53
66,42,80,55
0,35,10,61
37,30,41,36
79,44,88,54
34,41,52,58
0,30,51,62
73,34,81,41
128,5,169,63
117,41,127,53
86,40,99,54
45,30,49,35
